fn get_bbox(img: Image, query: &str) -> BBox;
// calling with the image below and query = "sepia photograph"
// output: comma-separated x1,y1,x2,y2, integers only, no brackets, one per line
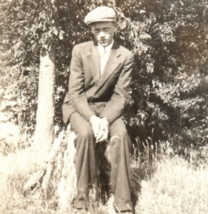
0,0,208,213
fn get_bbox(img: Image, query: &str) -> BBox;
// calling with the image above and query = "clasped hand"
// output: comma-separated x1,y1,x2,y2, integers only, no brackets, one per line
90,115,109,143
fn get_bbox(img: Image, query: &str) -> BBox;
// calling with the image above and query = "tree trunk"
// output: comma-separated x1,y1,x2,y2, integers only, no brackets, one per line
33,45,56,158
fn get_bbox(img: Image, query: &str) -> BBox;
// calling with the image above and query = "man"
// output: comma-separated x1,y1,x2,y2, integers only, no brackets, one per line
62,6,134,214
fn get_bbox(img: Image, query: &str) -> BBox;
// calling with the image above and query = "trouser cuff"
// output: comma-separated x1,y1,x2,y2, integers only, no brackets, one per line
114,201,133,212
73,199,88,210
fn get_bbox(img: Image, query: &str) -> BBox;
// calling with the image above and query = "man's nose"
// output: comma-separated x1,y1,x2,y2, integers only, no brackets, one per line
99,31,105,37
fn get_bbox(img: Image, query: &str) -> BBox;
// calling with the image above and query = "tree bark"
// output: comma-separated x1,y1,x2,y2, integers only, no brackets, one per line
24,125,77,212
33,45,56,158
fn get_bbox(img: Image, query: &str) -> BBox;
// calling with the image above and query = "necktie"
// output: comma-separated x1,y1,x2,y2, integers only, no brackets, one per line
100,47,106,75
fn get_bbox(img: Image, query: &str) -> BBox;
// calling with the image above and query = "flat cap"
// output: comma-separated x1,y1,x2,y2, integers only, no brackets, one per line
84,6,116,25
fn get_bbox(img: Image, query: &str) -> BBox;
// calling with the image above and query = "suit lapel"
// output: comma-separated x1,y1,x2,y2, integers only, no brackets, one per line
87,41,100,84
86,41,121,91
96,42,121,91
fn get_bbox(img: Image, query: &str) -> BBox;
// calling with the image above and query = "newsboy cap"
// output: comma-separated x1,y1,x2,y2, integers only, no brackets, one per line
84,6,116,25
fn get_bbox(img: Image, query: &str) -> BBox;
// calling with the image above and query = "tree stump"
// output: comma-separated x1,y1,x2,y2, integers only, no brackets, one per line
24,124,77,212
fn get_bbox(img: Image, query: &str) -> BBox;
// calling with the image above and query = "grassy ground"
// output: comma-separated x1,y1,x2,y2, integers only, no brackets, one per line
136,157,208,214
0,145,208,214
0,122,208,214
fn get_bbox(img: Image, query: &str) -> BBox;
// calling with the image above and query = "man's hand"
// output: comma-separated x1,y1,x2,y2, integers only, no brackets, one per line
90,115,109,143
96,117,109,142
89,115,101,139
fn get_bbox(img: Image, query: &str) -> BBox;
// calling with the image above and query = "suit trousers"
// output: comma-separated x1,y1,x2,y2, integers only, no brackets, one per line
70,110,133,212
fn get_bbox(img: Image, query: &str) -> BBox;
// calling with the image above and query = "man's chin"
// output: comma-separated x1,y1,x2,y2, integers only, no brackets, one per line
98,41,109,47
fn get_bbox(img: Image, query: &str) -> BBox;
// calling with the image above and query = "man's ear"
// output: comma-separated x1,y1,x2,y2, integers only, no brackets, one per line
113,22,118,33
89,23,94,31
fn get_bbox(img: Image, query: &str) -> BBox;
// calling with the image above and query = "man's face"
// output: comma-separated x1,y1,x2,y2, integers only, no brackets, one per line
91,22,117,47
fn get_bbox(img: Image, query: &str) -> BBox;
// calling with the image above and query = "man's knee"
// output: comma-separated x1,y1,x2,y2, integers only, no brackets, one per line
76,126,94,140
109,124,131,154
111,126,128,139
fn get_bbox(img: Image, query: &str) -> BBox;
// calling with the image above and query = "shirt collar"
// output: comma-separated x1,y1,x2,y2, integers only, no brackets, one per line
98,40,114,55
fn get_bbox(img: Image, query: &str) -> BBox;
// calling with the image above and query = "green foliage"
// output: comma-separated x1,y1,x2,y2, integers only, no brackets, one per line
1,0,208,155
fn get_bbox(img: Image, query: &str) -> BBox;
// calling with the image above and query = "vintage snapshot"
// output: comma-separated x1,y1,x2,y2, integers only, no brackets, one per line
0,0,208,214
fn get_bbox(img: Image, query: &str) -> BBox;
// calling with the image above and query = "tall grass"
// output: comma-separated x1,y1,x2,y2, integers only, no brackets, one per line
0,133,208,214
136,156,208,214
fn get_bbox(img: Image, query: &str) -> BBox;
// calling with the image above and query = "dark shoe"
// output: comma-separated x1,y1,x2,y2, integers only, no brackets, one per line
70,207,88,214
119,211,134,214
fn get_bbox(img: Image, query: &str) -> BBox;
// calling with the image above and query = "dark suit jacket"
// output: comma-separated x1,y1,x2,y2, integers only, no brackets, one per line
62,40,134,125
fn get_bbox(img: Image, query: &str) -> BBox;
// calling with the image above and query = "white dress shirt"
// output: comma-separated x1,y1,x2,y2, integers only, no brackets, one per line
98,40,114,75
